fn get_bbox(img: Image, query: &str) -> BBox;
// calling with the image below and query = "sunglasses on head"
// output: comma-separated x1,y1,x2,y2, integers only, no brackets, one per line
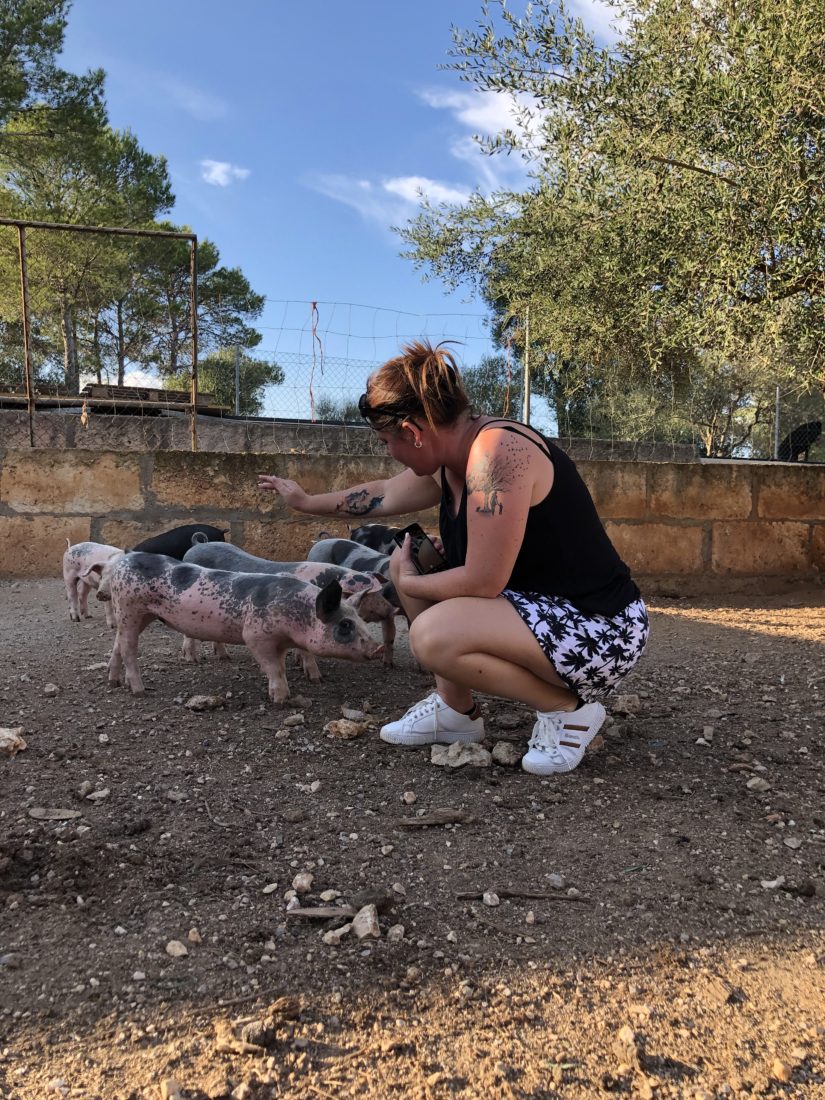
357,392,416,432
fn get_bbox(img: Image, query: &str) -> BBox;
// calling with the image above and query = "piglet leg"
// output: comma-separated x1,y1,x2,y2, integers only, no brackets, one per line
66,578,82,622
244,635,290,703
298,650,321,681
380,617,396,667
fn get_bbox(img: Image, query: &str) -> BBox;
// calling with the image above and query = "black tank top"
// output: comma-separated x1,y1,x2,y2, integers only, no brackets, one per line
439,420,639,616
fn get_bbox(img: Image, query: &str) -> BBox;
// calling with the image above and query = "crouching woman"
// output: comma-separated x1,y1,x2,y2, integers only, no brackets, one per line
258,340,649,776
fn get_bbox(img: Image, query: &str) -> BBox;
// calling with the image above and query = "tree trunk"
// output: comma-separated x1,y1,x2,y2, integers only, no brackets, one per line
116,299,126,386
61,295,79,393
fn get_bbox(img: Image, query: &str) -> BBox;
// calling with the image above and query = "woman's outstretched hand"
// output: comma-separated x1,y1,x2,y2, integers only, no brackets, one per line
257,474,310,512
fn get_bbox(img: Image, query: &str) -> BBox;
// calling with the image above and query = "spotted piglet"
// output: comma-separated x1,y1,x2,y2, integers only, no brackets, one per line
100,552,382,703
63,540,123,627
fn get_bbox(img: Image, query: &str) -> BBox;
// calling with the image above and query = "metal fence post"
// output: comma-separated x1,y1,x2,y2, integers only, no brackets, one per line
521,306,531,425
16,226,35,447
189,238,199,452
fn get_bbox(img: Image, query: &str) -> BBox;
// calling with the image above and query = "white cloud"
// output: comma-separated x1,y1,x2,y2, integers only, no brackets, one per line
200,159,251,187
156,75,228,122
569,0,628,41
384,176,471,206
309,173,472,230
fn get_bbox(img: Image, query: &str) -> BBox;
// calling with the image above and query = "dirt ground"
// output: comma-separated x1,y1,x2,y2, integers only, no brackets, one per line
1,578,824,1100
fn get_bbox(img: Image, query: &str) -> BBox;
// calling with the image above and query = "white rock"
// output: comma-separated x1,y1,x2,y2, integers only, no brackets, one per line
760,876,786,890
546,873,566,889
98,733,110,745
401,790,417,805
319,889,340,902
352,903,381,939
387,924,405,942
282,712,305,727
783,837,803,850
159,1080,183,1100
262,883,279,894
184,695,225,711
292,872,314,894
612,694,640,714
431,741,492,769
132,970,145,981
322,923,352,946
0,727,27,757
482,892,500,907
43,683,60,696
187,927,202,944
746,777,772,792
492,741,522,767
165,940,188,958
86,788,110,801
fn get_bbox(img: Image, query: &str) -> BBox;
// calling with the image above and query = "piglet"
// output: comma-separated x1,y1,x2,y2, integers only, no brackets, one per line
348,523,401,555
183,542,398,665
130,523,226,559
101,553,382,703
63,540,123,627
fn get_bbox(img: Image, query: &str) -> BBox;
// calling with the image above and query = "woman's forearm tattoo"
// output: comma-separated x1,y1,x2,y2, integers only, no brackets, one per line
336,489,385,515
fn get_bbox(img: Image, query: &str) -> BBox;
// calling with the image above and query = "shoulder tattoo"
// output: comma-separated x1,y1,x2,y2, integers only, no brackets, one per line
466,453,513,515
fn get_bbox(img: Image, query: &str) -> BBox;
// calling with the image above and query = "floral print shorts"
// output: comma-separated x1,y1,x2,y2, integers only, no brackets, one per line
502,590,650,703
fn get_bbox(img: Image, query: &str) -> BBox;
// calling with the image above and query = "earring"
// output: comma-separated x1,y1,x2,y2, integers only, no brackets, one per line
414,439,423,449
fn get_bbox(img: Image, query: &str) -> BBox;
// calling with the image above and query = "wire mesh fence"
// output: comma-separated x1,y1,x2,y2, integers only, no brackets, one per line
0,219,822,461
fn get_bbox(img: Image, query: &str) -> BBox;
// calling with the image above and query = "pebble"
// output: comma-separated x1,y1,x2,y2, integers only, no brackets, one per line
431,742,492,768
262,883,279,894
783,837,803,849
319,889,340,902
322,924,352,946
771,1059,793,1083
43,683,60,696
159,1079,183,1100
282,713,305,727
492,741,523,767
352,903,381,939
746,777,771,792
86,788,110,801
547,873,566,889
401,790,417,805
387,924,405,942
184,695,225,711
165,940,188,958
188,928,202,943
0,727,27,757
482,892,500,907
292,872,314,894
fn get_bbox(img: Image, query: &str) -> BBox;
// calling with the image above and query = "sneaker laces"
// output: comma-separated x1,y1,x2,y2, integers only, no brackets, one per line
528,713,564,755
401,692,441,730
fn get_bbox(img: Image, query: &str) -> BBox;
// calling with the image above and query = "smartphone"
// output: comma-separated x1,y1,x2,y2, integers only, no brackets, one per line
392,522,448,575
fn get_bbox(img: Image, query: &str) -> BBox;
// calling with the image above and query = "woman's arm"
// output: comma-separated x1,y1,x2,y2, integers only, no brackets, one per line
257,466,442,518
398,427,549,600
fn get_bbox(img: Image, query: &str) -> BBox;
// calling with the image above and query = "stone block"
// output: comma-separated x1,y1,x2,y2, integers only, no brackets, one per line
606,521,704,575
757,467,825,520
0,515,90,577
712,521,810,575
2,452,142,513
582,462,647,519
650,464,752,520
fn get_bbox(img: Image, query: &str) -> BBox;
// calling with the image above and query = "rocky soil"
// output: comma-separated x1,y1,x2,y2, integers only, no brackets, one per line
1,578,824,1099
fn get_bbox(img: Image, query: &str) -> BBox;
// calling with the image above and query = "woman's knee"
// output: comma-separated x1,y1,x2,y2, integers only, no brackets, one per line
408,607,454,668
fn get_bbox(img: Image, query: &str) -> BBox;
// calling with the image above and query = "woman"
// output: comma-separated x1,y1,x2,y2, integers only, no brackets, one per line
258,340,649,776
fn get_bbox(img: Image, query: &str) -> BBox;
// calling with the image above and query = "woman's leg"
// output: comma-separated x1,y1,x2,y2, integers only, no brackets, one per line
388,551,477,713
408,597,579,713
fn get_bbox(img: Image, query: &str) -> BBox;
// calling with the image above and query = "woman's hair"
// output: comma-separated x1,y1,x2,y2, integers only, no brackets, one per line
361,339,470,432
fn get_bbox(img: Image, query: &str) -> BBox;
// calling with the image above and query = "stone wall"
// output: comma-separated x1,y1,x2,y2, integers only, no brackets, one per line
0,408,698,463
1,448,822,594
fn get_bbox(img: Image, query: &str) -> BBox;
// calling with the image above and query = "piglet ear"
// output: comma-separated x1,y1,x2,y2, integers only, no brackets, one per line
315,578,343,622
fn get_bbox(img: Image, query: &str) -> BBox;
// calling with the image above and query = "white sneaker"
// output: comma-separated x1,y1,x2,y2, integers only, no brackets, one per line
521,702,606,775
379,692,485,747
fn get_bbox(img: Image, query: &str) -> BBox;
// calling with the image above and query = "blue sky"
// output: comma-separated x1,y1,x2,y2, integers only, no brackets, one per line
59,0,618,416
